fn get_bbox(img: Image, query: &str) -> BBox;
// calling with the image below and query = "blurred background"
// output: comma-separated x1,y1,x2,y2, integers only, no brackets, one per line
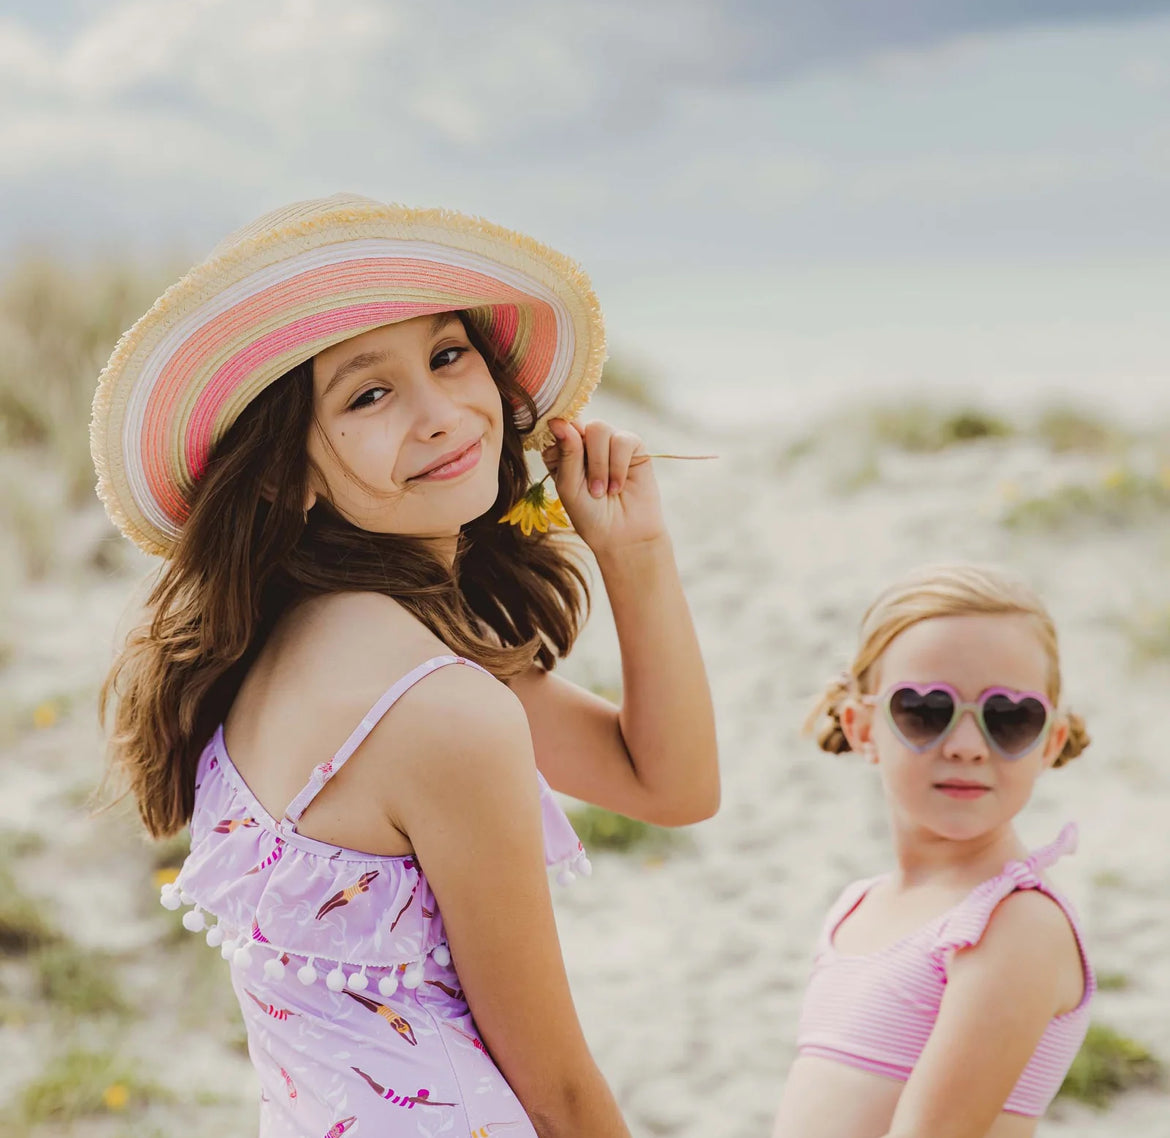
1,2,1169,1135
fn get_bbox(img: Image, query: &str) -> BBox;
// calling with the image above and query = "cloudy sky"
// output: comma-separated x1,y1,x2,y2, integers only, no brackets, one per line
3,0,1169,411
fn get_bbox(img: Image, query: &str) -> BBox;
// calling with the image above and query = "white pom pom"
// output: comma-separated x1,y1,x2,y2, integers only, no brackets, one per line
297,963,318,986
205,924,224,947
578,856,593,877
160,889,182,911
378,973,399,997
264,957,286,981
233,945,253,969
348,970,368,991
182,909,206,932
403,961,424,989
220,938,238,961
431,944,451,967
557,867,576,886
325,967,346,992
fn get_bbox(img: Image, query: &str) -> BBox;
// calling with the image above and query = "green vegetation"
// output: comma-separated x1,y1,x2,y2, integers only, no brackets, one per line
0,258,172,502
1125,604,1170,662
0,861,59,954
149,828,192,873
867,405,1013,453
565,803,675,854
35,940,129,1018
1095,971,1130,992
1034,405,1126,454
598,358,662,412
1001,466,1170,531
1057,1022,1163,1108
16,1046,170,1126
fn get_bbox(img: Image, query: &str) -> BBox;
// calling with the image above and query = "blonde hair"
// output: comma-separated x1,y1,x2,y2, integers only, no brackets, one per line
808,563,1089,767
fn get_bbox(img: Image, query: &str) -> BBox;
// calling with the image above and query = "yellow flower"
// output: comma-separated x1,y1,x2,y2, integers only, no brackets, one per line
499,483,571,536
1102,466,1127,490
32,702,58,729
152,867,180,889
101,1083,129,1111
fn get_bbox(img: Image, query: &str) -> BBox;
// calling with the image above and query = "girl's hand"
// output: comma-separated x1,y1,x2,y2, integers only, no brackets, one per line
541,419,667,558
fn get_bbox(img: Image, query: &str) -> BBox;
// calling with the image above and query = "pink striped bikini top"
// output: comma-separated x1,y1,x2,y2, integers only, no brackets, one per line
795,823,1095,1118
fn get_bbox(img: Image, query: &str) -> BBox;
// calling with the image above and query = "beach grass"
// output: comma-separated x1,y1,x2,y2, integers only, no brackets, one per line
1057,1022,1164,1108
35,939,130,1018
565,803,676,854
1124,604,1170,662
868,405,1014,452
0,258,172,502
1094,971,1131,992
15,1045,170,1127
1034,405,1128,454
598,358,662,412
1001,465,1170,530
0,860,59,954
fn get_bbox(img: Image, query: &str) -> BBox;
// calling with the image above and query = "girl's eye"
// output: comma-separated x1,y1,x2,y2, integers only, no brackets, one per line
431,346,467,370
350,386,389,410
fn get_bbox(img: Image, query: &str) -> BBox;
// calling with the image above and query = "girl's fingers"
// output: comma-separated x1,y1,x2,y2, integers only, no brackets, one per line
606,432,643,495
582,421,613,499
548,419,584,486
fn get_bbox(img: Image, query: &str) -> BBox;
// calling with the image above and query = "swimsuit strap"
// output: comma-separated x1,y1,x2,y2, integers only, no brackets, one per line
280,654,489,831
1002,821,1079,889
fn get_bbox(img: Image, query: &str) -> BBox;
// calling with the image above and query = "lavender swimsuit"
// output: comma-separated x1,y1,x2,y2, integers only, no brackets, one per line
165,655,591,1138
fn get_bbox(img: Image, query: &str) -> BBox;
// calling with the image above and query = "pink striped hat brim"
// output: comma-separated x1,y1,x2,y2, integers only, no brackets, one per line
91,198,605,556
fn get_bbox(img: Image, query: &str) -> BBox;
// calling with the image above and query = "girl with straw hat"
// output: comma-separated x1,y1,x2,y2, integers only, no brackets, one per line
92,194,719,1138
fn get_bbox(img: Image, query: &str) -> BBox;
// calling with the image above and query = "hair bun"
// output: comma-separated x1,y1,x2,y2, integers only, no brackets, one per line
1054,709,1090,767
805,671,855,754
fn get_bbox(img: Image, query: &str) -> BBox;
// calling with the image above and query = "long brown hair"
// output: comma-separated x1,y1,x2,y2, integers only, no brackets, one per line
101,317,589,838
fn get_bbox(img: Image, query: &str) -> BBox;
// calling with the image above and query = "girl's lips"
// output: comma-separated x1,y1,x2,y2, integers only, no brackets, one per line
410,439,482,482
935,783,991,800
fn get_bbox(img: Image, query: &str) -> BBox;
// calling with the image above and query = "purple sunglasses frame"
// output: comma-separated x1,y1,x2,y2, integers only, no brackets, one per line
860,682,1055,760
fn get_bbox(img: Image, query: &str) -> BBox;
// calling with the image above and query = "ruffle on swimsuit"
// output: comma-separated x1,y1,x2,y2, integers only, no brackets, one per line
796,823,1094,1118
164,654,591,991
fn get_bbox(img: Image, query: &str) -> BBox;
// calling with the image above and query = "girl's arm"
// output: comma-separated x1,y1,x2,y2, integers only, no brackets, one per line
880,889,1086,1138
510,419,720,827
382,664,631,1138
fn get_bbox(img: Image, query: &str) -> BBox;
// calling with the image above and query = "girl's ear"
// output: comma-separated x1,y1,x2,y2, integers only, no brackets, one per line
840,701,877,763
1041,714,1069,770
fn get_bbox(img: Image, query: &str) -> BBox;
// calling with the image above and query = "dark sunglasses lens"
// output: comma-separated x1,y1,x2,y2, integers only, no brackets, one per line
983,694,1047,755
889,687,955,747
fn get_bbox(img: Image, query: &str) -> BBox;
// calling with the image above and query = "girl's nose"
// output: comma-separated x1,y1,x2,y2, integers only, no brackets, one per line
943,708,988,760
411,372,462,439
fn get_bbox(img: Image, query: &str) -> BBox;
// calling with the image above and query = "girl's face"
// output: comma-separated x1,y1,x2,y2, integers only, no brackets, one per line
306,313,505,538
846,614,1069,843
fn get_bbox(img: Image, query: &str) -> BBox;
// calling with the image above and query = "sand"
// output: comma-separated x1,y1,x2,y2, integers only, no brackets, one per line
0,388,1167,1136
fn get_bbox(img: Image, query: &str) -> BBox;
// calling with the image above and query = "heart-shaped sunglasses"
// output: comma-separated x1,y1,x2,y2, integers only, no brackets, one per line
861,683,1054,760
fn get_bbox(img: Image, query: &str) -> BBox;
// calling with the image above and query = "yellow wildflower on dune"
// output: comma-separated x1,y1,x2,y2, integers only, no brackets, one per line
152,867,181,889
32,702,58,729
500,482,572,536
102,1083,129,1111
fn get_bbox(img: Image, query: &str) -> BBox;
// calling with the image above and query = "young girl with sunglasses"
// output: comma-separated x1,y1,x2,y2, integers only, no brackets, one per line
773,563,1094,1138
93,195,718,1138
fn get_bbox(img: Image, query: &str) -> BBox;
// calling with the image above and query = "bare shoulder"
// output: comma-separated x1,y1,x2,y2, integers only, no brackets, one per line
374,662,533,782
985,887,1080,953
954,885,1086,1014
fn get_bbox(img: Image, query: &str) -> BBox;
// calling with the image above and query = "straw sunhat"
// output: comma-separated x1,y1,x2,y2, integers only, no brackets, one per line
90,193,605,557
